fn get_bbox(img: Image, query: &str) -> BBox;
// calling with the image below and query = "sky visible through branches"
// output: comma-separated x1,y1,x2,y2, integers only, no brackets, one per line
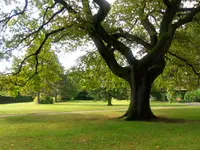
0,0,194,72
0,0,116,72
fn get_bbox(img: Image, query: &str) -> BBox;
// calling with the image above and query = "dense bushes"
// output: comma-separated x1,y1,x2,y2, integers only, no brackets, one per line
151,90,186,102
74,91,94,100
151,92,167,101
40,97,54,104
183,90,200,102
34,96,54,104
0,95,33,104
166,90,186,103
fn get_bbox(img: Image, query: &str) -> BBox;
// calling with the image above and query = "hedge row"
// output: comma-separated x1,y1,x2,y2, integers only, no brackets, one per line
0,95,33,104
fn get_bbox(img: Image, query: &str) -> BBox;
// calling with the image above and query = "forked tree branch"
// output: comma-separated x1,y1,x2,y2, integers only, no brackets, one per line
92,0,137,65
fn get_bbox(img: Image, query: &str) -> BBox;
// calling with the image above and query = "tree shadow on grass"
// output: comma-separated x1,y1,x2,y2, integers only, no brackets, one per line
148,116,200,124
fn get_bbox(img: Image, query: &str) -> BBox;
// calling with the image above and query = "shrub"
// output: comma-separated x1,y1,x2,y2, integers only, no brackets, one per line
166,90,176,103
184,90,200,102
174,91,186,101
74,91,94,100
150,92,167,101
40,96,54,104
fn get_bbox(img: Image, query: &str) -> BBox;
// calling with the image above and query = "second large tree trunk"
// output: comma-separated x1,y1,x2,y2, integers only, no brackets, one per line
124,60,165,120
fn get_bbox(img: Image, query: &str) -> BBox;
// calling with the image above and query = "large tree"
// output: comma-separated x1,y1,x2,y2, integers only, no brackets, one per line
1,0,200,120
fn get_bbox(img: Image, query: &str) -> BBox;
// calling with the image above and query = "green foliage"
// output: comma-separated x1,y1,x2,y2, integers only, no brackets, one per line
74,91,94,100
151,90,186,102
166,90,176,103
8,38,64,98
184,90,200,102
153,22,200,91
0,96,14,104
0,95,33,104
57,74,78,101
89,88,129,101
39,96,54,104
72,51,130,102
151,92,167,101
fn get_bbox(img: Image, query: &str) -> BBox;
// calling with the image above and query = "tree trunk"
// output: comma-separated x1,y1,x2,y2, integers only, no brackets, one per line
107,97,112,106
124,59,166,120
125,75,156,120
54,90,57,103
36,91,40,104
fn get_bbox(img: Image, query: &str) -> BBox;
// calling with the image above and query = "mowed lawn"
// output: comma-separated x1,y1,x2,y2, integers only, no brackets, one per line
0,100,191,115
0,101,200,150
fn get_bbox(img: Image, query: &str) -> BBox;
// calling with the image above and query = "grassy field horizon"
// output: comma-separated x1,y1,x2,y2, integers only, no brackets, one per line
0,100,195,115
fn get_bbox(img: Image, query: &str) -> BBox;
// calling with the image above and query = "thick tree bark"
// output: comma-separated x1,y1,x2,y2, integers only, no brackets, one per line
107,97,112,106
36,91,40,104
124,59,166,120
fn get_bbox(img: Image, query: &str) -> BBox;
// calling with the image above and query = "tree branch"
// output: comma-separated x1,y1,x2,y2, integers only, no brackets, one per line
18,6,65,44
111,32,153,50
13,27,66,86
93,0,110,26
141,15,158,45
0,0,28,29
173,5,200,29
55,0,77,14
160,0,181,34
92,0,137,65
163,0,171,8
178,8,196,12
43,1,58,24
90,32,131,81
168,51,200,76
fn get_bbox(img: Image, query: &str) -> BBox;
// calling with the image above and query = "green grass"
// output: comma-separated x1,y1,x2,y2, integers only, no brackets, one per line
0,107,200,150
0,100,191,115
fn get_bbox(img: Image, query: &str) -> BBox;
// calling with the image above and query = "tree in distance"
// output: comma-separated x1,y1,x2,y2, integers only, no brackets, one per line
1,0,200,120
71,51,129,106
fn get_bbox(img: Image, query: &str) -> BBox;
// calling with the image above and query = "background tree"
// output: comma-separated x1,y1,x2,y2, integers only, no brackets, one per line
73,51,129,105
10,37,64,103
1,0,200,120
57,73,78,101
